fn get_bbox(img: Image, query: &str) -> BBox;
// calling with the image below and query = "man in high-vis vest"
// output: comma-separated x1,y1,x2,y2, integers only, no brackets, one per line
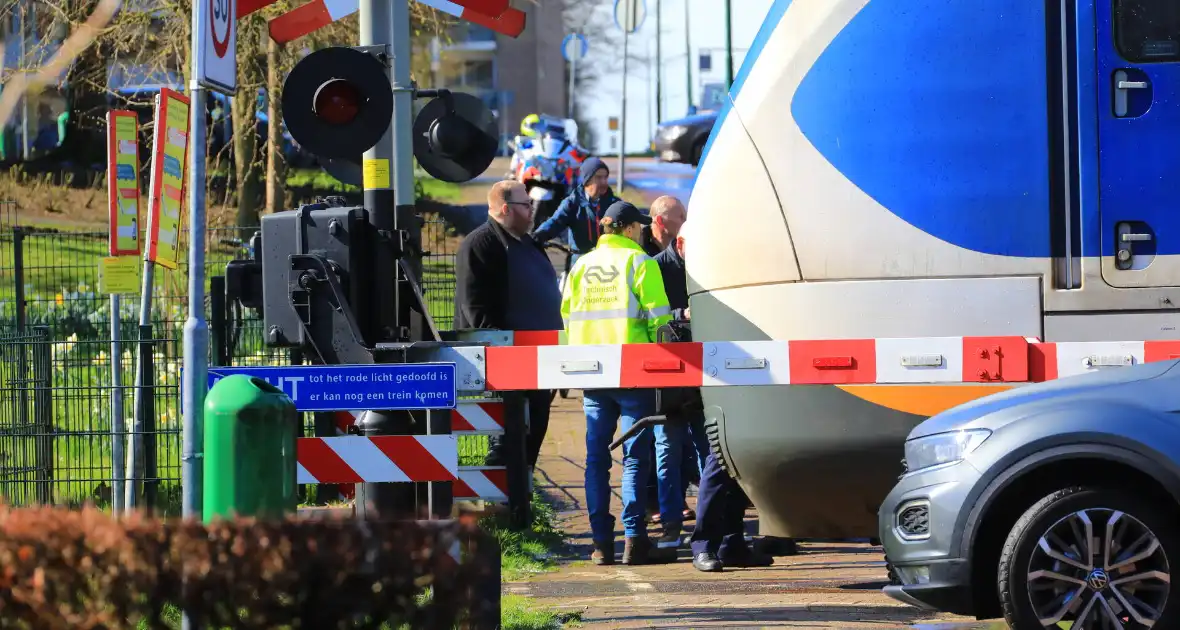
561,201,684,566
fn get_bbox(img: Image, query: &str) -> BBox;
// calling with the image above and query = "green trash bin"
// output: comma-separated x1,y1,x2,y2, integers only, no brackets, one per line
203,374,298,523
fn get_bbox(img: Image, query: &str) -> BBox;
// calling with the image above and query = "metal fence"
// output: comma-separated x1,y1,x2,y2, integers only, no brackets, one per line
0,200,479,513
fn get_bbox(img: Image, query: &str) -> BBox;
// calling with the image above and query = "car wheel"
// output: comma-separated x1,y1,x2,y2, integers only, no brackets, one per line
998,486,1177,629
691,141,704,166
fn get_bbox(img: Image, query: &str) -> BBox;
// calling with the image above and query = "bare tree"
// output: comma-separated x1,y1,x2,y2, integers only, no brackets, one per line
555,0,654,149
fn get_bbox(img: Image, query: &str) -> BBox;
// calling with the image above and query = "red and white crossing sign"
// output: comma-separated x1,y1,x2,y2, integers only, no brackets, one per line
241,0,525,44
198,0,238,93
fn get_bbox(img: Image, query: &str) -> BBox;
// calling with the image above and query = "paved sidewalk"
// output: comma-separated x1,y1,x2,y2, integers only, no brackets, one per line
517,392,987,628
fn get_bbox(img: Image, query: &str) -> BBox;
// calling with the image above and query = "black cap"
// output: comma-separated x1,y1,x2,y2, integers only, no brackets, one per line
602,201,652,228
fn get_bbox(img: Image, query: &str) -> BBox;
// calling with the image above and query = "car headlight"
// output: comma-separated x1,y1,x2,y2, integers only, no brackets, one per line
662,125,688,138
903,429,991,475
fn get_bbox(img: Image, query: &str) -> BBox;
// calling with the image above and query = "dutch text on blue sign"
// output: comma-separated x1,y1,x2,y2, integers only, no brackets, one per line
206,363,458,412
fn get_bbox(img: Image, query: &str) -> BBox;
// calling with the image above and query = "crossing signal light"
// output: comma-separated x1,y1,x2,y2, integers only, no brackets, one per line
281,46,393,160
283,46,500,185
412,91,499,184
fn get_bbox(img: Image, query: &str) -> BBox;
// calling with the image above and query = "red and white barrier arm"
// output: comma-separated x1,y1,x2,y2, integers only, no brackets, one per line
261,0,524,43
416,0,525,37
481,333,1180,389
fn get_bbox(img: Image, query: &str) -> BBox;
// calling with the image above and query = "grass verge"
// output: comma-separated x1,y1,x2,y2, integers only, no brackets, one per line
483,490,568,581
286,168,462,203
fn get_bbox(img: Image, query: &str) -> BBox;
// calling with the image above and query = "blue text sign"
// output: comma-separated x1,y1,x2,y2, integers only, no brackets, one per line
206,363,457,411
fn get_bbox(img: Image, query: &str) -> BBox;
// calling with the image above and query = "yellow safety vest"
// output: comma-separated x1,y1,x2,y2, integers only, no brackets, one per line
561,233,673,345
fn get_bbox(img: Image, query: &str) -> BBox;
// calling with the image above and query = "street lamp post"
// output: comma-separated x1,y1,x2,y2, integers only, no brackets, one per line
684,0,692,112
724,0,734,88
655,0,662,123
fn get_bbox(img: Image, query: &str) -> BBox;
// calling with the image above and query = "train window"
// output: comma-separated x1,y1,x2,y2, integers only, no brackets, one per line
1115,0,1180,62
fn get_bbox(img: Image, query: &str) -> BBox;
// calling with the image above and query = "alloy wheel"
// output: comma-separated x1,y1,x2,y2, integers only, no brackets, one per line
1026,508,1170,628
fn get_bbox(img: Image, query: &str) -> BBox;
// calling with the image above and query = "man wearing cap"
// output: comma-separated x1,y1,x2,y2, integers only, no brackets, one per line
561,200,684,566
531,156,620,262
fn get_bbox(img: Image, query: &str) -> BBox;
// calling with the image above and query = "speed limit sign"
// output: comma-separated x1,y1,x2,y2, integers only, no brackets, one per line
197,0,238,93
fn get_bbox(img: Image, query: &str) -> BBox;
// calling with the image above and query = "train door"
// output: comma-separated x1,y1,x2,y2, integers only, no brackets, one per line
1097,0,1180,287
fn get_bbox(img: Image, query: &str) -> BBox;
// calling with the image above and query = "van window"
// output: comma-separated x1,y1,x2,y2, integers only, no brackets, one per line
1115,0,1180,62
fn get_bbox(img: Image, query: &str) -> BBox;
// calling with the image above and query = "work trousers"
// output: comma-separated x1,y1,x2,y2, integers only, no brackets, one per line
584,388,683,541
485,390,553,469
689,449,753,558
646,413,708,511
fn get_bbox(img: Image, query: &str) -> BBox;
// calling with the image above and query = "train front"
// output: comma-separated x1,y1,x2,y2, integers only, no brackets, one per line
686,0,1052,537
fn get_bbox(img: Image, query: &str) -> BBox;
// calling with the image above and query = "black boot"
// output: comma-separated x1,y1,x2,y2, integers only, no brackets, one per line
591,539,615,566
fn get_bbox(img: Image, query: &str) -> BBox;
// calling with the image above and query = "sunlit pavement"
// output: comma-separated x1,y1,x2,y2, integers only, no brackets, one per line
516,394,1007,628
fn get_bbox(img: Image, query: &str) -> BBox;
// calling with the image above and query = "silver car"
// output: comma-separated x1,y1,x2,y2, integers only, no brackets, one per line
878,359,1180,629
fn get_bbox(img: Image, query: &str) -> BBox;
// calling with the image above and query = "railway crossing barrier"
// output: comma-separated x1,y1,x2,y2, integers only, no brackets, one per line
205,332,1180,510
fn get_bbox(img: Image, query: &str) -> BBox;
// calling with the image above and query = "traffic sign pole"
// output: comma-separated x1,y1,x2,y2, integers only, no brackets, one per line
184,0,234,626
563,34,587,120
569,42,577,118
620,24,628,192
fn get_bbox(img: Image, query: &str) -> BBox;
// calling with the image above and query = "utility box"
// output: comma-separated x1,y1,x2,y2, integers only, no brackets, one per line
259,204,374,348
203,374,299,523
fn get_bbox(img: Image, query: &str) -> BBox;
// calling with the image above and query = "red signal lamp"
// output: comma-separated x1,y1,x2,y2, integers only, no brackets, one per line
313,80,362,126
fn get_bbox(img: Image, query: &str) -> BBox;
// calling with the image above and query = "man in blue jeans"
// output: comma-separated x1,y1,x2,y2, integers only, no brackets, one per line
561,201,682,565
653,219,711,524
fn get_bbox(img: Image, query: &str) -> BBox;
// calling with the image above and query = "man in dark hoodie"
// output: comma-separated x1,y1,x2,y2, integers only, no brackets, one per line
531,157,620,259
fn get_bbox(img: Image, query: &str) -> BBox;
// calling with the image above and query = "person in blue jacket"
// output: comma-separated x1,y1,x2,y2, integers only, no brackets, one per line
530,156,620,260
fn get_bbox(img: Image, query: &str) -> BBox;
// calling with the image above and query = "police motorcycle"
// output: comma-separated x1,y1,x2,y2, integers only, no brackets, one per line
508,115,589,225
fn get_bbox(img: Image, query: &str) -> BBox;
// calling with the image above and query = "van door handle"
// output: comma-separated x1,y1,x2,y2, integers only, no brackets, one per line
1115,222,1152,270
1114,70,1151,118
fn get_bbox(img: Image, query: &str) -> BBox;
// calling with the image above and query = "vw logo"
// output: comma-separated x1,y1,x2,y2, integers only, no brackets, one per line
1086,569,1110,591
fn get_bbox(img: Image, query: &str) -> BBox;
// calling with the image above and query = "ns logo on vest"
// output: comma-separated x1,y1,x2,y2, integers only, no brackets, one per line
584,265,620,284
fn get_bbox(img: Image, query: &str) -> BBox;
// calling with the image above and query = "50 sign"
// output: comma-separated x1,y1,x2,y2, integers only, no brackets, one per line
198,0,237,92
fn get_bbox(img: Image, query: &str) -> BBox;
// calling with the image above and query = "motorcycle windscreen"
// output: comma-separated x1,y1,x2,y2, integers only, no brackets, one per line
529,186,555,201
538,137,567,158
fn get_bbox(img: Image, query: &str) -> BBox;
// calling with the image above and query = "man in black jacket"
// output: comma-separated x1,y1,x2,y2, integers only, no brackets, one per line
655,224,776,572
455,180,564,470
642,196,687,258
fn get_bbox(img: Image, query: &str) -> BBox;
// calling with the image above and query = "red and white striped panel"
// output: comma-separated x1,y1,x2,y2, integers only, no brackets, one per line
330,404,503,435
297,436,458,484
450,402,505,434
453,467,508,502
265,0,524,43
268,0,358,43
1031,340,1180,380
417,0,525,37
485,336,1180,389
486,336,1033,389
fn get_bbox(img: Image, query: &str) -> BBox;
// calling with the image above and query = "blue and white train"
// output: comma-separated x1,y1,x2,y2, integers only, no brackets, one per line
686,0,1180,538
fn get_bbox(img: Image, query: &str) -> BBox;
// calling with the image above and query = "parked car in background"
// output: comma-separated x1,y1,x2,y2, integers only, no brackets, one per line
879,360,1180,628
651,82,726,166
651,110,717,166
